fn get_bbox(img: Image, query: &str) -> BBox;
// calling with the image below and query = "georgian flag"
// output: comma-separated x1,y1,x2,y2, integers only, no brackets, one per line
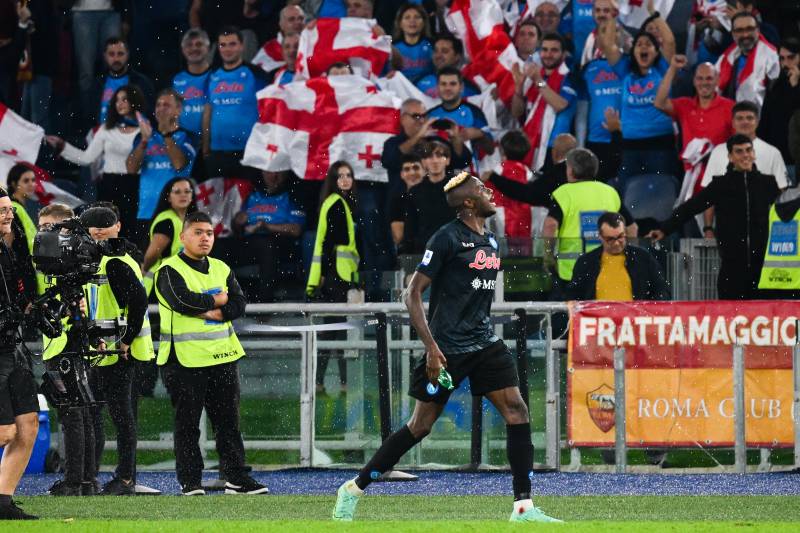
295,18,391,80
376,71,440,109
446,0,523,106
0,104,84,208
242,75,401,182
0,102,44,180
618,0,675,29
446,0,507,60
24,163,83,208
194,177,253,238
253,35,285,74
462,35,523,107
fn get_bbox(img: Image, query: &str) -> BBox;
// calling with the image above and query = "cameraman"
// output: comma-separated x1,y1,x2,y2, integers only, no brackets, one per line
38,203,98,497
154,211,267,496
0,189,39,520
80,206,154,496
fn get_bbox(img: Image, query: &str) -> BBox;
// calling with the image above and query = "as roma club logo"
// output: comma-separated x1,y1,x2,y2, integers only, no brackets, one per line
586,384,615,433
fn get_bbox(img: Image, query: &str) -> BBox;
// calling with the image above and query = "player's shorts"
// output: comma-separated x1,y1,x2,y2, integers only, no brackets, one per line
409,340,519,405
0,358,39,425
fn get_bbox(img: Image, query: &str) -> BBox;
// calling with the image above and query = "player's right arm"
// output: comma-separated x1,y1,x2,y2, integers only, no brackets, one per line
404,271,446,384
405,229,453,383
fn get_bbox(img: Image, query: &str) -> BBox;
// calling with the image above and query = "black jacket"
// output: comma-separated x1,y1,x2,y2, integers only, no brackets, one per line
660,165,780,269
758,72,800,164
487,161,567,206
567,245,670,301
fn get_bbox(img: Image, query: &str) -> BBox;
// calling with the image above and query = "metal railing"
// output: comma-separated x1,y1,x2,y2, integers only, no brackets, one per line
42,300,800,472
88,302,567,469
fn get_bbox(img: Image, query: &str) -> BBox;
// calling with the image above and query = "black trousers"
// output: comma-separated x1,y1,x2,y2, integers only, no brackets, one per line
717,259,762,300
93,358,138,481
242,234,299,302
161,360,248,487
315,278,348,389
46,359,97,485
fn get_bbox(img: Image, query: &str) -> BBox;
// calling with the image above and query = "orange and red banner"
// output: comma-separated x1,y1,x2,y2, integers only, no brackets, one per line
568,300,798,447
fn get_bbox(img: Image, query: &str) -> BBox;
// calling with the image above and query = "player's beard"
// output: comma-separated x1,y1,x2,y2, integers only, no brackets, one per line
479,201,497,218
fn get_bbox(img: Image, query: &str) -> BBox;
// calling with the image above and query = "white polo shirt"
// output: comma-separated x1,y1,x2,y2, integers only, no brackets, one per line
700,137,789,189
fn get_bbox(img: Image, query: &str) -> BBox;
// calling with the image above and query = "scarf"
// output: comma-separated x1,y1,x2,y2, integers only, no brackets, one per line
716,34,779,107
522,61,569,171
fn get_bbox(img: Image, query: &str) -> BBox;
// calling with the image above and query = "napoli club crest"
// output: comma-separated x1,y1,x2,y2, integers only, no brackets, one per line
489,236,498,250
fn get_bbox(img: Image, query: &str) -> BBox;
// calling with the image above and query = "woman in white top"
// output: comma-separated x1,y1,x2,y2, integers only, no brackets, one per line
45,84,144,240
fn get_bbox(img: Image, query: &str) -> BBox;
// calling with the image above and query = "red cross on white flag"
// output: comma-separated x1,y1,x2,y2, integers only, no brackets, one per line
253,36,285,74
0,102,44,182
357,145,380,168
194,177,254,237
242,75,401,183
295,18,391,80
446,0,523,106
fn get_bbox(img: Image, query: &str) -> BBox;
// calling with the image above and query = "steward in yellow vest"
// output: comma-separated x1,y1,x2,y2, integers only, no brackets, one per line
306,191,360,297
305,172,360,395
143,209,184,296
543,148,635,282
758,193,800,297
79,206,153,495
142,178,196,296
153,211,266,495
11,199,45,295
7,165,42,296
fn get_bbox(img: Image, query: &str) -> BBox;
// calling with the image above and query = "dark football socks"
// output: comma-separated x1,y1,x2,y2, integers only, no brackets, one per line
355,425,422,490
506,422,533,501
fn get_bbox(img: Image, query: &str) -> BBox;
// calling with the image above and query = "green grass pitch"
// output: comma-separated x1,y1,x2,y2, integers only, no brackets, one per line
7,495,800,532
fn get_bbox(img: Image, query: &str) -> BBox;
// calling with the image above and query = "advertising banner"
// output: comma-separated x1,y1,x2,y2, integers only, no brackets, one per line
568,301,797,447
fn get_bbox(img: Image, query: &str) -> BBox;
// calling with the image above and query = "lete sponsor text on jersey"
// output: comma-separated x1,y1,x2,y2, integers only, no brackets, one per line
468,249,501,270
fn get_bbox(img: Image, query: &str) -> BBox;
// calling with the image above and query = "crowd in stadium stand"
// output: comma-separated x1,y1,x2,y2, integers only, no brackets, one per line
1,0,799,303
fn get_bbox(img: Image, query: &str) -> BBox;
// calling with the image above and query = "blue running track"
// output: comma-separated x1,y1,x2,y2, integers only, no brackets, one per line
16,470,800,496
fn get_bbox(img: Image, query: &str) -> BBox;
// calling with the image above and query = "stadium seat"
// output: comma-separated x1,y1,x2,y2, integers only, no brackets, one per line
623,174,679,223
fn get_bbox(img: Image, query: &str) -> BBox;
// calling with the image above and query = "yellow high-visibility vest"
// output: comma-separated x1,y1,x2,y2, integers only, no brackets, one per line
306,193,359,295
551,181,621,281
88,254,155,366
154,254,244,367
144,209,184,296
758,204,800,290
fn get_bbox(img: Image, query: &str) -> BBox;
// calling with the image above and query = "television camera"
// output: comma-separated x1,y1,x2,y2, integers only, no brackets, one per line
31,218,128,409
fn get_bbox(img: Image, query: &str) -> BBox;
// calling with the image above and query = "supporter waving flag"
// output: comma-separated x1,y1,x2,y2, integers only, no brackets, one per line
461,39,522,107
446,0,507,58
446,0,523,106
252,35,285,74
294,18,391,80
242,75,401,182
522,61,570,171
